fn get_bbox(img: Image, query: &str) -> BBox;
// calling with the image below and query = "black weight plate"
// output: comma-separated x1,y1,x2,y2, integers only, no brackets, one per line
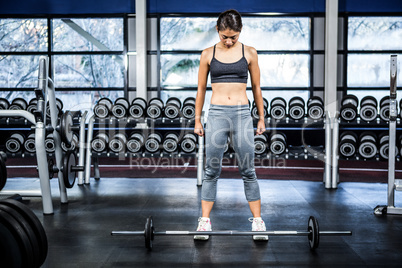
0,198,48,266
48,158,55,180
0,155,7,191
313,217,320,248
63,150,76,188
0,221,23,268
0,204,41,267
145,216,153,250
63,111,74,146
56,97,64,111
0,209,34,267
308,216,319,250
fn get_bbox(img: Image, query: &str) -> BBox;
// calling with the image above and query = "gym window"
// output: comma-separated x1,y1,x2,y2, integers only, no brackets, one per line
347,16,402,101
159,16,311,107
0,17,125,112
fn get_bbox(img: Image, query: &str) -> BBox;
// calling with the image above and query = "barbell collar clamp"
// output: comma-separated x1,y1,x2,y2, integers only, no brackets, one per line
50,165,59,174
46,125,55,132
71,166,85,172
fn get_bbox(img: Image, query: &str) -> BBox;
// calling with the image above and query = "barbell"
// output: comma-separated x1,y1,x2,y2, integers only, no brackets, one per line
111,216,352,251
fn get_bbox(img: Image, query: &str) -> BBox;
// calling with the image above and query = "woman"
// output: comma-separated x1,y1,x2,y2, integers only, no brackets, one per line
193,9,268,241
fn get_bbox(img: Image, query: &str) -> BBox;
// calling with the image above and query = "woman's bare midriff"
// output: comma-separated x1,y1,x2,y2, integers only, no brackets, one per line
210,83,249,105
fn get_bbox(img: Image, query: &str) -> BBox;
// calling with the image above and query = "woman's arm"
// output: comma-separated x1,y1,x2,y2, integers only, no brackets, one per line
194,48,211,136
247,46,266,135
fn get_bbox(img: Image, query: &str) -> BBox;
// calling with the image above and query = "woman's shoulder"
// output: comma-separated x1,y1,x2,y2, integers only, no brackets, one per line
243,44,258,55
201,45,214,56
200,45,215,62
243,44,258,63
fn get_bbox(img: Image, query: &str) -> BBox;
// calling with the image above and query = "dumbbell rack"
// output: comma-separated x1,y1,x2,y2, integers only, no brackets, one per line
84,96,329,187
84,116,198,184
259,117,324,160
0,56,86,214
339,118,402,162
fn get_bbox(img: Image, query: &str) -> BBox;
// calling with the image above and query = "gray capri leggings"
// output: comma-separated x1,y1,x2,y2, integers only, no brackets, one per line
201,104,261,202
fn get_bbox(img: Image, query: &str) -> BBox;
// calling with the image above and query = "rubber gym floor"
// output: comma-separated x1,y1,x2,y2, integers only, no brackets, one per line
2,171,402,268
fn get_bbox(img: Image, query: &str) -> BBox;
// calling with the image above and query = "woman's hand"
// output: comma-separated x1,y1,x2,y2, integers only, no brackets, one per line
255,119,266,135
194,121,204,137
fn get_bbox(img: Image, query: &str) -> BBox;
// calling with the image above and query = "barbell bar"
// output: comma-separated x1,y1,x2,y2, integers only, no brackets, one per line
111,216,352,251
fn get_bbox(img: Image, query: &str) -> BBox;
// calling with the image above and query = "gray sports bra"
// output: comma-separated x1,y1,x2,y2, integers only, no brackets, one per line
210,44,248,84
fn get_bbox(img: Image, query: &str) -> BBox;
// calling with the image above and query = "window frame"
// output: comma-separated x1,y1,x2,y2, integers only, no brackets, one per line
344,13,402,96
157,13,314,98
0,14,128,96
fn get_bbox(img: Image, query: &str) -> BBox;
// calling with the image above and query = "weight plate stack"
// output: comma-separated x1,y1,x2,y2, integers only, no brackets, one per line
0,209,35,267
0,204,41,267
0,198,48,267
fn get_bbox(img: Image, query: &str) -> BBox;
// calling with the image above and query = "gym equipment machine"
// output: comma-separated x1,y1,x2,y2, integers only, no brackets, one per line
374,55,402,215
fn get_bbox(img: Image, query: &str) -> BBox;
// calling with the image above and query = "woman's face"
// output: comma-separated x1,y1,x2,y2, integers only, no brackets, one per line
217,28,241,49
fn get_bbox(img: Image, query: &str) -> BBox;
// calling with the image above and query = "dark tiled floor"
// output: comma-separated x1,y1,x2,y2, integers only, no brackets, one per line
3,177,402,267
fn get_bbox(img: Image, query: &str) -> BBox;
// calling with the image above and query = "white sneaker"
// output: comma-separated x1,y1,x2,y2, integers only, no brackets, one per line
249,217,269,241
194,217,211,240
